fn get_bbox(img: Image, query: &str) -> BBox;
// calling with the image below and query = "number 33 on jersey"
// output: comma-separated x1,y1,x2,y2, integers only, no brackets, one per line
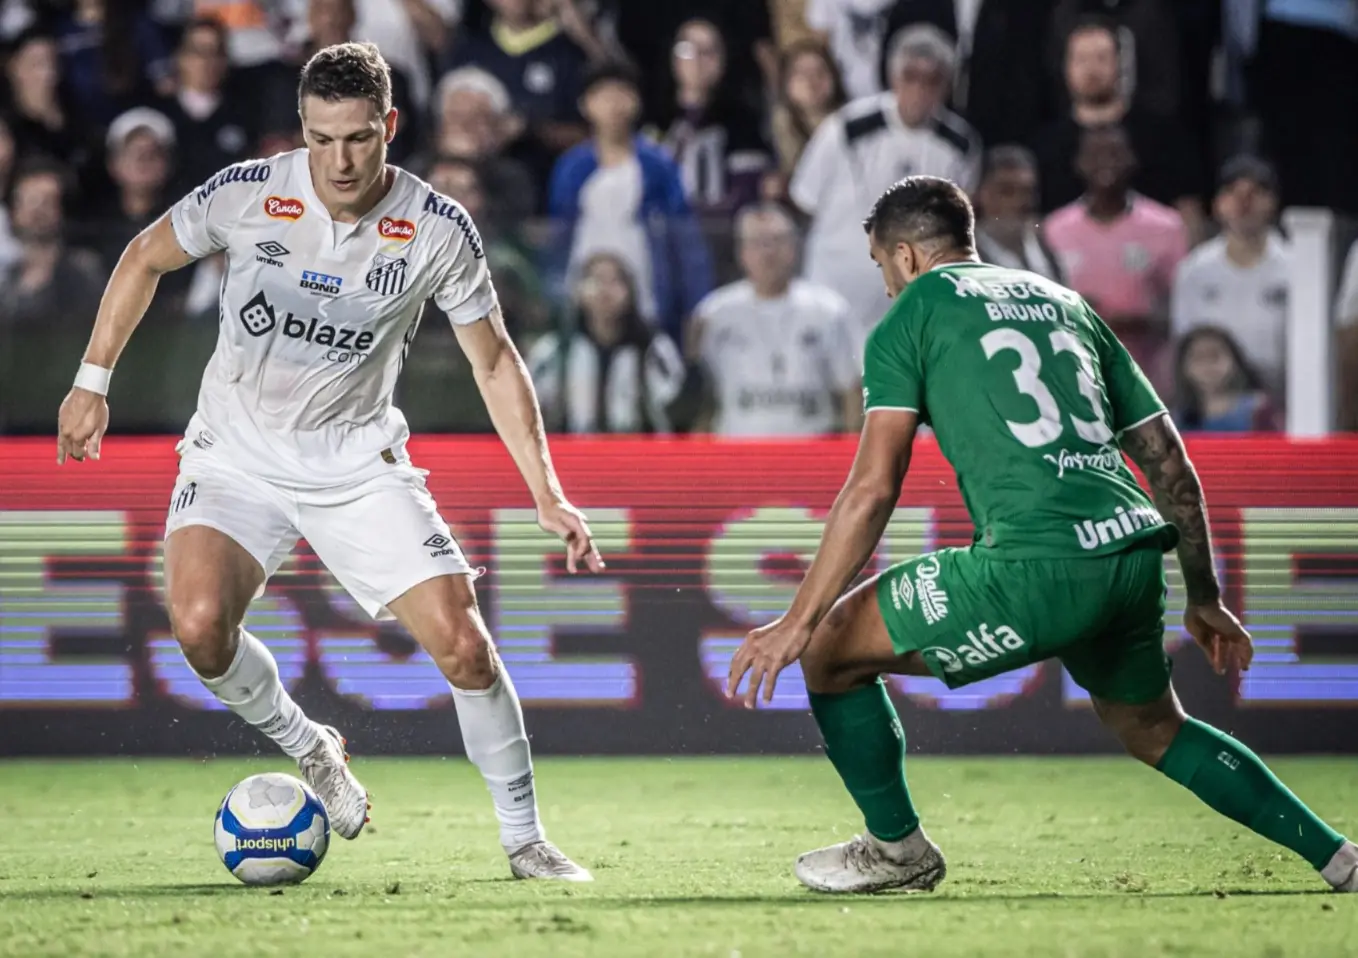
861,262,1178,560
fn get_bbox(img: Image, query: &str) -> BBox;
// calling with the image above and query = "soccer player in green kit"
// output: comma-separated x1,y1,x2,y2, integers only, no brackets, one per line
726,175,1358,895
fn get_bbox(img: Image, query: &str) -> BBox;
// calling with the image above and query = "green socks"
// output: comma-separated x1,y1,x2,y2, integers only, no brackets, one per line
808,680,920,842
1156,717,1345,870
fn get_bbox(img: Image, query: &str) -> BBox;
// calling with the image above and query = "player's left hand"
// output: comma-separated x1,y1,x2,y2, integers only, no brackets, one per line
726,615,816,709
537,499,605,575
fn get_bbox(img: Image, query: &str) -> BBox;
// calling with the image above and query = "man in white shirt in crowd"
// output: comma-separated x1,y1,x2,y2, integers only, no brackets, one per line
688,203,860,436
1171,156,1290,393
55,42,598,882
791,24,981,342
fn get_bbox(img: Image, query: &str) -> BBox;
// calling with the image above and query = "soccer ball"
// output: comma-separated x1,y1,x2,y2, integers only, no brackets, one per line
214,772,330,886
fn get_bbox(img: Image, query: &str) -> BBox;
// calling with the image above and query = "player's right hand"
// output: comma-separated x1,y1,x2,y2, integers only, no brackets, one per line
1183,601,1253,676
56,388,110,464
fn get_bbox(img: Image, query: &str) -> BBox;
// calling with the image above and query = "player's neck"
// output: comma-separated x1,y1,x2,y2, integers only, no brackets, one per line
1084,190,1130,222
312,164,393,223
1224,231,1268,267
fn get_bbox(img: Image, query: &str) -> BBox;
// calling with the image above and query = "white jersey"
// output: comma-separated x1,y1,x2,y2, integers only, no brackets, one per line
790,93,980,337
169,149,496,488
695,278,858,436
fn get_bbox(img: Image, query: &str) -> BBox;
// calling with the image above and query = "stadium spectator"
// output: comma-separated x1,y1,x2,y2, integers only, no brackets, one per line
651,18,770,215
1049,0,1184,120
973,145,1062,282
548,59,712,339
181,0,288,69
287,0,418,163
1248,0,1358,215
803,0,897,100
1171,156,1289,396
688,203,860,436
4,27,83,169
0,114,20,269
76,109,176,273
53,0,174,128
791,24,979,340
155,16,254,197
527,251,687,434
767,39,845,197
432,67,539,218
1028,19,1204,241
0,160,103,328
1173,326,1282,433
1043,125,1186,393
426,153,549,343
441,0,590,184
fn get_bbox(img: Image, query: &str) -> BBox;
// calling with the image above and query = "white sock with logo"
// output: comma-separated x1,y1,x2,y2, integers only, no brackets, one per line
450,669,543,852
195,630,321,759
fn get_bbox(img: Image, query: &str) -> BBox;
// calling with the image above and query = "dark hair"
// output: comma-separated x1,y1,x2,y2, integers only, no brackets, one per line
1065,15,1121,55
581,58,642,99
863,175,975,252
298,42,392,115
1174,326,1263,429
982,144,1037,181
179,15,228,54
8,156,72,206
779,40,846,140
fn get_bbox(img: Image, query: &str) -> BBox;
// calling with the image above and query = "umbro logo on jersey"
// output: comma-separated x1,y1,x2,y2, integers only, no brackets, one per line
378,217,415,242
300,270,342,296
255,241,289,267
264,196,305,220
366,255,408,296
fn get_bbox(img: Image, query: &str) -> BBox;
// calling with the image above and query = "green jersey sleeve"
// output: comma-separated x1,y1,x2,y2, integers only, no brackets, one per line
1088,305,1166,433
862,296,924,414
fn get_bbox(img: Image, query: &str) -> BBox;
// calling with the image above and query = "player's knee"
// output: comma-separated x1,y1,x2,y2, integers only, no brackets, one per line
801,596,856,694
429,615,497,690
1094,693,1185,767
170,599,237,678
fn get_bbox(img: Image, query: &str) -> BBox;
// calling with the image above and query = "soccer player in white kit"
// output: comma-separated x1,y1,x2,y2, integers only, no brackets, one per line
54,42,597,881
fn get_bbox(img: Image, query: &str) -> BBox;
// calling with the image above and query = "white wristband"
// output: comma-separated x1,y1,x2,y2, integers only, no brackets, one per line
73,362,112,396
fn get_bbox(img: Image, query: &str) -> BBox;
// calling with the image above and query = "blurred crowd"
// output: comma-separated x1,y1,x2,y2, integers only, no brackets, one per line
2,0,1358,436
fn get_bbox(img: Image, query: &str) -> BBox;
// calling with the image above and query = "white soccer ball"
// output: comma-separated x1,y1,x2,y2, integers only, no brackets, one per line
214,772,330,886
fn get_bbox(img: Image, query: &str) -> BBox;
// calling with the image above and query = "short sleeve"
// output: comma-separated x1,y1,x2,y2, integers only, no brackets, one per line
789,115,841,216
432,208,498,325
861,297,924,413
1089,305,1166,433
170,161,272,260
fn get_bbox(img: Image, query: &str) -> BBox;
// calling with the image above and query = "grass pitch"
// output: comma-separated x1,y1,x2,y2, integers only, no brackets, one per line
1,756,1355,957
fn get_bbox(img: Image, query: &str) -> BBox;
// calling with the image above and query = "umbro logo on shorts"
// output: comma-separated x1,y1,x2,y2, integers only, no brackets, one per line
255,241,289,267
423,533,459,558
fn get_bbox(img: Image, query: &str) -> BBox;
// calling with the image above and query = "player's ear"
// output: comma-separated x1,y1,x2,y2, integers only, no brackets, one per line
384,108,398,143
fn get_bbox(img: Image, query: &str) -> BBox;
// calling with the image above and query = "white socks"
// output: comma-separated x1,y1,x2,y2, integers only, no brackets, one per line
1321,840,1358,889
451,669,543,852
196,630,321,759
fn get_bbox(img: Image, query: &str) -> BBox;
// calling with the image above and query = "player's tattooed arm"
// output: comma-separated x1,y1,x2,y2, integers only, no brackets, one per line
1121,413,1221,605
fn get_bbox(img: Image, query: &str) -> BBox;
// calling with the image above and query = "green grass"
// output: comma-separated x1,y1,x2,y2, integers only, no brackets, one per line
1,756,1355,957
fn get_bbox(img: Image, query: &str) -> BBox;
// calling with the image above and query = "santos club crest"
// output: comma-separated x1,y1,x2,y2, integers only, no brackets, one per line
366,254,408,296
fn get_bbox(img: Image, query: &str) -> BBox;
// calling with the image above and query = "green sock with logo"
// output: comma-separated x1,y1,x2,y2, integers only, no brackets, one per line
1156,717,1345,869
808,679,920,842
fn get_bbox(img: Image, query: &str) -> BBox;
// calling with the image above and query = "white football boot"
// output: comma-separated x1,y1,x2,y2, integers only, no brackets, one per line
297,725,370,840
795,828,946,894
508,840,594,882
1321,840,1358,892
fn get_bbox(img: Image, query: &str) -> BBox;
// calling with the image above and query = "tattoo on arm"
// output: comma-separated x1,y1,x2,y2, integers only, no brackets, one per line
1121,413,1220,604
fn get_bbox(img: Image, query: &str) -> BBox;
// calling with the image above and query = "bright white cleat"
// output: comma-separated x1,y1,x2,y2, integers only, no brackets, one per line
297,725,369,840
1322,840,1358,892
795,828,946,894
508,840,594,882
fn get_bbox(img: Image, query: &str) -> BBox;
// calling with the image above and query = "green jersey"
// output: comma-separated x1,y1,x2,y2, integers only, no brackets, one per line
862,261,1178,559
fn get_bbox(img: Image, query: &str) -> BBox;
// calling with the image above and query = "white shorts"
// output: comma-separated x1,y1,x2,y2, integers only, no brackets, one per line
164,450,473,620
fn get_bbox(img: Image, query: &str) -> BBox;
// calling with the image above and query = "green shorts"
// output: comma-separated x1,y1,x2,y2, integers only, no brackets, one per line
875,544,1171,704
